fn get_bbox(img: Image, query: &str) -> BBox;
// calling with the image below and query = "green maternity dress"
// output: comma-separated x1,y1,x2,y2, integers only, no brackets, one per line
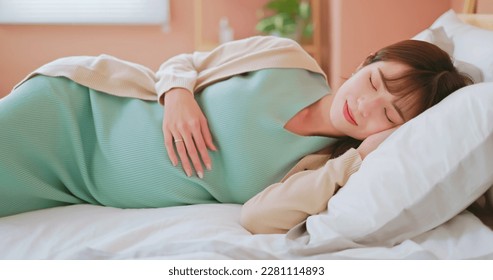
0,68,335,217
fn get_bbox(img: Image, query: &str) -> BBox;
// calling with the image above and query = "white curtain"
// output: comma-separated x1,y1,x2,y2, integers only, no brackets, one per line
0,0,169,27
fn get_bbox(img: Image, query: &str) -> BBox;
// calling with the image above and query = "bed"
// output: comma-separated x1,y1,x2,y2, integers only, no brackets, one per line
1,7,493,260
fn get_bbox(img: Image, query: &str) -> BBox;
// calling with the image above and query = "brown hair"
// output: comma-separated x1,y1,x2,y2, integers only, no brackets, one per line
329,40,473,158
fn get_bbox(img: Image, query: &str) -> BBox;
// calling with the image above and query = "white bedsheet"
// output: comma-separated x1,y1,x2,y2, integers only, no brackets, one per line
0,204,492,260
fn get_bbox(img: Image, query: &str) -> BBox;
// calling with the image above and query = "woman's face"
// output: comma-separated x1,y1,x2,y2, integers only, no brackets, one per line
330,60,415,140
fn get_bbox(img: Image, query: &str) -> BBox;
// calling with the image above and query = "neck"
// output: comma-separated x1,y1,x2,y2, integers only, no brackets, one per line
305,94,344,137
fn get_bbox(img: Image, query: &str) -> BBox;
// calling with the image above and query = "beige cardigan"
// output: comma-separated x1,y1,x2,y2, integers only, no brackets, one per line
15,35,362,234
15,36,325,104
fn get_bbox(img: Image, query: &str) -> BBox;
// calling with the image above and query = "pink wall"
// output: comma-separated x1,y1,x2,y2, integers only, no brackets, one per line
326,0,454,90
474,0,493,12
0,0,267,97
0,0,482,97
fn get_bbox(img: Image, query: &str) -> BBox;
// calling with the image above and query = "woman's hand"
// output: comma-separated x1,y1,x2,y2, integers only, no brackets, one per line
163,88,217,178
357,126,399,160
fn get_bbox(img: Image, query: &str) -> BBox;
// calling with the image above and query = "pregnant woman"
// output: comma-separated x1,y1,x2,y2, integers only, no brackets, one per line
0,35,471,233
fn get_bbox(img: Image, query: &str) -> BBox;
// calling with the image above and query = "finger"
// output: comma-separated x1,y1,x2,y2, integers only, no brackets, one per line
164,130,179,166
191,129,212,172
181,134,204,178
200,119,217,152
175,138,193,177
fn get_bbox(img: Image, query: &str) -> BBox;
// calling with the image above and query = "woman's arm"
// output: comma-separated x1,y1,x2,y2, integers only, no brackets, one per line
157,36,323,177
162,88,216,178
241,128,398,234
241,148,362,234
155,35,324,104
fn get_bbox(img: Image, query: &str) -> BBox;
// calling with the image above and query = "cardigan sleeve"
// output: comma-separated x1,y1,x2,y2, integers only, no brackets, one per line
13,54,159,101
155,36,325,104
240,148,362,234
14,36,324,104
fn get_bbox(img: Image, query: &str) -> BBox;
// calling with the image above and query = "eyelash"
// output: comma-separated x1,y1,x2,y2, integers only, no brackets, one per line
384,108,394,123
371,74,394,123
369,75,377,91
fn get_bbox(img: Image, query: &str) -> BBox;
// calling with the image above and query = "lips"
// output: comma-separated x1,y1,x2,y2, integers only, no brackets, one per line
343,101,358,126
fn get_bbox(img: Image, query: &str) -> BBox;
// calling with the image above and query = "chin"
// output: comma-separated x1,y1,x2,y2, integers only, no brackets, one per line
352,135,366,141
345,130,366,140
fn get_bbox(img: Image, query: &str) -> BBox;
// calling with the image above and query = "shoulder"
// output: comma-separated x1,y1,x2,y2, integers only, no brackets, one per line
243,35,302,46
14,54,156,99
41,54,152,72
225,35,304,52
218,36,324,76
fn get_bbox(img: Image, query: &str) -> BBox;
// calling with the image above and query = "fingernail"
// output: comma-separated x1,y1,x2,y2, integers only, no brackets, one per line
197,171,204,179
206,163,212,170
186,171,192,177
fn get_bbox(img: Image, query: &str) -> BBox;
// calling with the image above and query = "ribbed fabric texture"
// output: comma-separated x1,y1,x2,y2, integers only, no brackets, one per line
194,68,335,203
0,69,334,217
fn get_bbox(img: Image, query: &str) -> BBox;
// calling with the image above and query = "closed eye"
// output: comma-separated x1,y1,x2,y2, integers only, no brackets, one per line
384,108,395,124
369,75,377,91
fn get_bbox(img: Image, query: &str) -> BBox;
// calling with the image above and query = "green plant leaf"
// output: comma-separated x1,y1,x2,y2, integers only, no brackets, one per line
257,0,314,41
265,0,299,15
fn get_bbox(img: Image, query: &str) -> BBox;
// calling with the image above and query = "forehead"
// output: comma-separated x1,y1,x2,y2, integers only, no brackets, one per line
367,60,410,77
371,61,422,121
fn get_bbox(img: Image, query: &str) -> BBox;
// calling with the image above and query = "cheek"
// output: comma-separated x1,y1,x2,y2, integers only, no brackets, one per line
362,121,395,138
329,96,344,126
330,88,349,116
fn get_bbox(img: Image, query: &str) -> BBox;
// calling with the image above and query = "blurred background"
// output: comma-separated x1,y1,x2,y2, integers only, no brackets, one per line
1,0,492,97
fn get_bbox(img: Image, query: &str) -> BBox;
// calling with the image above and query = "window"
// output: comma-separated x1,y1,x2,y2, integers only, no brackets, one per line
0,0,169,25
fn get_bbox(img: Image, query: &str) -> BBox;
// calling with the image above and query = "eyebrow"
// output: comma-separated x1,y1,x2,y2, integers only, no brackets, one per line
377,68,406,122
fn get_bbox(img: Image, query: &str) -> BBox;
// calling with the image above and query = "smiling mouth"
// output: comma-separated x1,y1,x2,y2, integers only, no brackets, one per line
343,101,358,125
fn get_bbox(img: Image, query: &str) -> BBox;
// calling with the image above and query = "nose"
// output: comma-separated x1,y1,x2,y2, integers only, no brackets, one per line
357,94,385,118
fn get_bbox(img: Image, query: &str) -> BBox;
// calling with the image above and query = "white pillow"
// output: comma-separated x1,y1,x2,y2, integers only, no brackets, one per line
412,26,483,83
486,185,493,210
306,82,493,246
412,26,454,54
431,10,493,82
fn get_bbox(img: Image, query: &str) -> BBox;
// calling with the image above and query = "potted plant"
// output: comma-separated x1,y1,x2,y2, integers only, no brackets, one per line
256,0,313,43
